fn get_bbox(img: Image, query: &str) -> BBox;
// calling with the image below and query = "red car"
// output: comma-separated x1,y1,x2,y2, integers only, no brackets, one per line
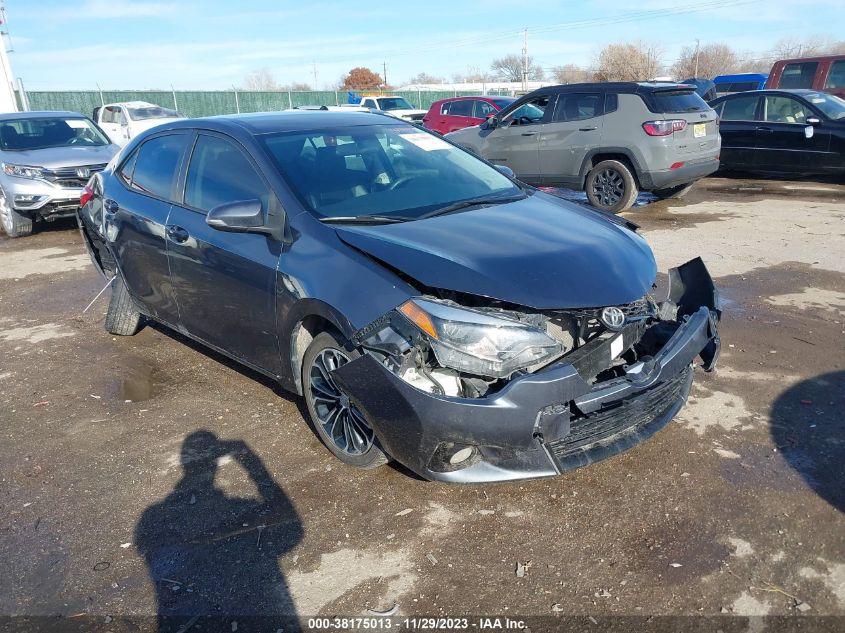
422,96,516,135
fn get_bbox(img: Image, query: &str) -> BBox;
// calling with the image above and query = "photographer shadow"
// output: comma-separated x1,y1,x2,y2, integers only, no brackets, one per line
135,430,303,631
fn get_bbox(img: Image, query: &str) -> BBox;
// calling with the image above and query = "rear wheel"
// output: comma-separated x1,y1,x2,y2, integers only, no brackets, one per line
302,331,388,469
0,190,33,238
105,275,142,336
585,159,638,213
653,183,693,199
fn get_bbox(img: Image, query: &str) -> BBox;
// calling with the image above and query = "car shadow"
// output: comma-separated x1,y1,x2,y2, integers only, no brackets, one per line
770,370,844,513
135,430,304,631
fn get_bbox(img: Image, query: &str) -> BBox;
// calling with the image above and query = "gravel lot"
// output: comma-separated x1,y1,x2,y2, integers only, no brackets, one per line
1,177,843,629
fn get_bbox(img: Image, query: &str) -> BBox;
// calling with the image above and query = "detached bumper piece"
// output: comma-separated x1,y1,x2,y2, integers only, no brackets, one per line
333,257,720,483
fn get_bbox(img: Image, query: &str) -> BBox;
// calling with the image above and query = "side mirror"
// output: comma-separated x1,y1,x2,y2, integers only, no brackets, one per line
494,164,515,178
207,200,265,233
487,116,499,129
485,111,496,119
806,117,820,125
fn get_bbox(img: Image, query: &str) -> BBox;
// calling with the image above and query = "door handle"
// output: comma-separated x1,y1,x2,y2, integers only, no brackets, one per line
756,126,774,133
521,131,538,136
103,199,119,214
579,126,598,131
165,225,189,244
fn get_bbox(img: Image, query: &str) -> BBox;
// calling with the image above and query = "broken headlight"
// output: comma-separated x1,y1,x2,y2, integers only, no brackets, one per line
397,299,562,379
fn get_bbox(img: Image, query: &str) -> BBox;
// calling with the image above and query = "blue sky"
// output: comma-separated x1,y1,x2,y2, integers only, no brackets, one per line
5,0,844,90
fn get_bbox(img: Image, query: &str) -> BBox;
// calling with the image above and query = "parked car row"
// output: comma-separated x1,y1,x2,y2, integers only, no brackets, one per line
0,101,185,237
75,109,721,482
444,82,720,212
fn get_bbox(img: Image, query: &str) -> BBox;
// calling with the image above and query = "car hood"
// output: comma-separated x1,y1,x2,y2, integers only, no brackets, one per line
385,109,427,117
334,192,657,310
3,144,120,169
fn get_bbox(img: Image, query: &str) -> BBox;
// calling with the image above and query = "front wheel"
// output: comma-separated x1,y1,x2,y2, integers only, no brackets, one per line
0,190,33,238
585,160,638,213
302,331,388,470
653,183,693,199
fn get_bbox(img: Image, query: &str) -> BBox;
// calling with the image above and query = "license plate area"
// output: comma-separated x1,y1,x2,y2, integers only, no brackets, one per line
693,123,706,138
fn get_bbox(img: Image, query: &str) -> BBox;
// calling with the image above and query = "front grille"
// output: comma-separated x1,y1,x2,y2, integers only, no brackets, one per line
547,366,692,462
44,163,107,188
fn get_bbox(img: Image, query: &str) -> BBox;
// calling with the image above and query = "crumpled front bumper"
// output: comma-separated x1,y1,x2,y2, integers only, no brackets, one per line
332,258,721,483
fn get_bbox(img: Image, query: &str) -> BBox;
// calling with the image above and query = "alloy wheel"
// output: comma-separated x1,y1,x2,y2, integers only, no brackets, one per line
308,348,374,456
591,168,625,208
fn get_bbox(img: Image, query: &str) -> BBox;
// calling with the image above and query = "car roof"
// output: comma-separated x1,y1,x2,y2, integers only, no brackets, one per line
105,101,163,108
714,73,768,82
157,110,406,135
525,82,696,96
0,110,87,120
716,89,823,98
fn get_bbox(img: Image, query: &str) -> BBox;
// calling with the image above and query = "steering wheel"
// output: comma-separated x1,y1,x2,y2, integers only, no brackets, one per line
387,176,415,191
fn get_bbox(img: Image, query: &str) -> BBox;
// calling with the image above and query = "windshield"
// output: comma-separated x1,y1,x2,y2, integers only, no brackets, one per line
261,124,520,221
127,105,182,121
804,92,845,120
491,98,516,109
0,117,111,151
377,97,414,111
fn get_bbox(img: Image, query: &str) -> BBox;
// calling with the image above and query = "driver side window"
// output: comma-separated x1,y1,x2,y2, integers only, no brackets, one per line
504,95,550,126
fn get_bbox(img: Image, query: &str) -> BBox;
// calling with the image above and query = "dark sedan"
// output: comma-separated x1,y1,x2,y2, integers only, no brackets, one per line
77,111,720,483
710,89,845,177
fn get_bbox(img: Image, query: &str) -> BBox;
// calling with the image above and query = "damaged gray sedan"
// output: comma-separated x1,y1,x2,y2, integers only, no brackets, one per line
77,111,720,483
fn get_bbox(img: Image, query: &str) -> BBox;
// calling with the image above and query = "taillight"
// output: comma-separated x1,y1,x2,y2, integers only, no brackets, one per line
642,120,687,136
80,182,94,208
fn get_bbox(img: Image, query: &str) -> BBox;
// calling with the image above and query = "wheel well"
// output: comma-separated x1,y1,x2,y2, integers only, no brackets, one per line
291,315,338,395
586,153,641,189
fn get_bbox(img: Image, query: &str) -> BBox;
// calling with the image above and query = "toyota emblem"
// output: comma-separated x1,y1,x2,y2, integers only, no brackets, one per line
600,306,626,330
76,167,91,179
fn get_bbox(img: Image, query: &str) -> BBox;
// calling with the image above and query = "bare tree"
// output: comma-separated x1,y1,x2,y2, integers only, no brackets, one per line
594,42,665,82
407,72,444,85
243,68,281,91
490,54,544,82
770,34,845,59
452,66,492,83
281,82,313,91
552,63,592,84
672,43,738,79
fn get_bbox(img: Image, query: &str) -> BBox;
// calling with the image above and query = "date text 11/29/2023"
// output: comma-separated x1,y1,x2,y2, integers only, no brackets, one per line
307,616,527,630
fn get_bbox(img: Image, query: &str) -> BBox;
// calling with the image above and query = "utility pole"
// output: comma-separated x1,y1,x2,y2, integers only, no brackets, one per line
382,61,388,89
0,0,18,111
312,61,318,90
521,28,528,91
694,38,700,77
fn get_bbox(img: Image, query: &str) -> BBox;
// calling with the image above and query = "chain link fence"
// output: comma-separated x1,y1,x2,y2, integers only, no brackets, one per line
17,89,515,118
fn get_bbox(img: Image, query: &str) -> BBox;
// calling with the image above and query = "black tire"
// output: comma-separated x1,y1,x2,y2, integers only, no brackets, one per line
0,190,33,238
302,331,388,469
585,159,639,213
105,275,142,336
653,183,694,199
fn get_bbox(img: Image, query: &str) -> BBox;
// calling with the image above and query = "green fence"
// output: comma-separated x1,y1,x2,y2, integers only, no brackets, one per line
20,89,514,118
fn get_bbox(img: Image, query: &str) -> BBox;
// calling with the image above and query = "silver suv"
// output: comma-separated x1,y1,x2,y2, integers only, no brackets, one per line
0,111,119,237
446,82,721,213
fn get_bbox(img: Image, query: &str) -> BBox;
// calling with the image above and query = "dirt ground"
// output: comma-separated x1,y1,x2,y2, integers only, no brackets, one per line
1,177,843,630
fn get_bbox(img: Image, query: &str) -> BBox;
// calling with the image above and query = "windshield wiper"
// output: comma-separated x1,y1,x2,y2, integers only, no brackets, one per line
320,215,411,225
417,193,527,220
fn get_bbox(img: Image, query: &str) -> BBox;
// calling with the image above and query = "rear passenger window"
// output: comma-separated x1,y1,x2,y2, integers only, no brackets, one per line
117,150,137,186
130,134,189,200
780,62,818,89
185,135,270,213
720,95,760,121
825,60,845,89
448,100,473,117
552,93,601,122
474,100,497,118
